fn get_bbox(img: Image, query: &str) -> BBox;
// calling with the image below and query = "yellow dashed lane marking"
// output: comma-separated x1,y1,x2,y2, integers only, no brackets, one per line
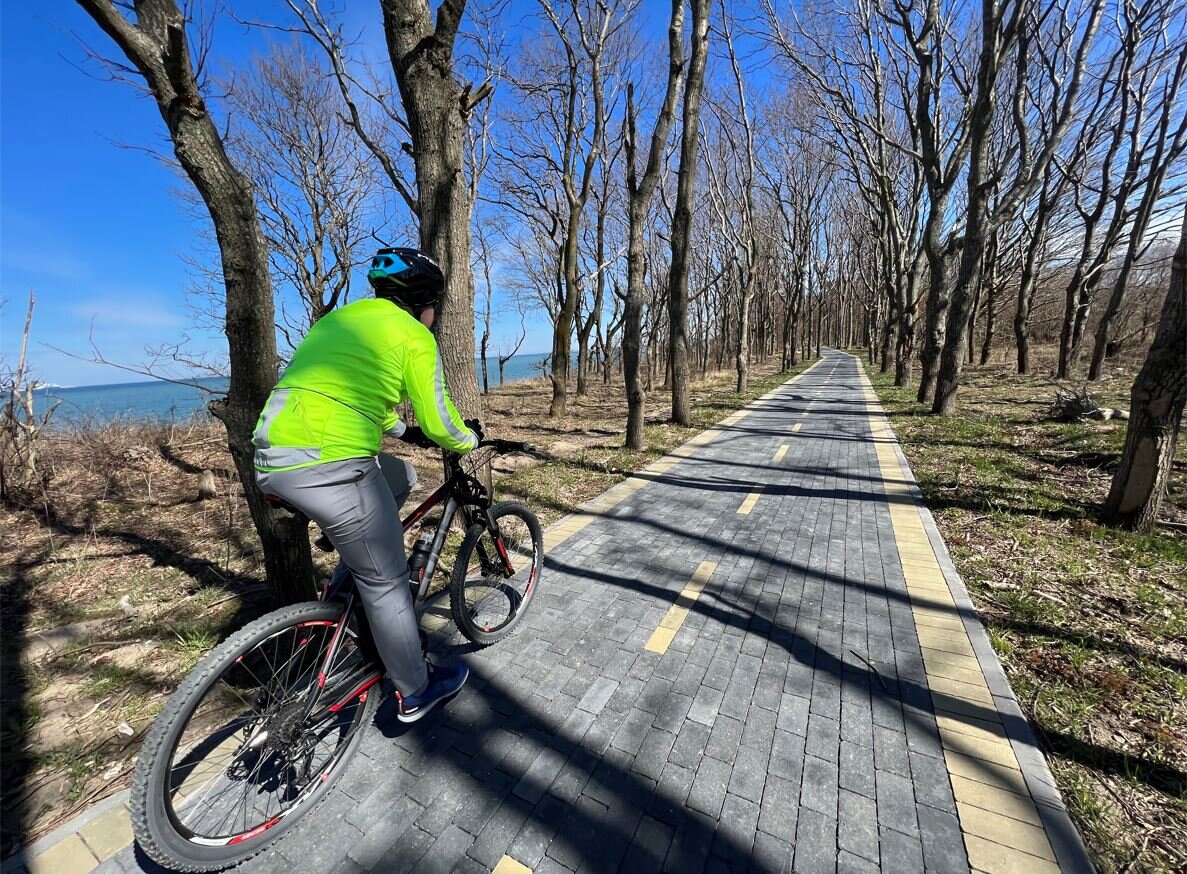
644,561,717,654
736,487,764,515
773,444,789,462
792,423,803,432
492,857,532,874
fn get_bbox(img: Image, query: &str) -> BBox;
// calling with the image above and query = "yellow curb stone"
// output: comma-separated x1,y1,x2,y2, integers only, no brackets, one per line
922,647,985,671
941,728,1020,769
78,804,133,861
958,802,1057,860
936,712,1010,744
931,692,997,722
26,834,98,874
965,835,1060,874
928,675,994,704
918,635,977,659
923,655,989,685
944,750,1029,794
915,631,976,655
950,775,1044,827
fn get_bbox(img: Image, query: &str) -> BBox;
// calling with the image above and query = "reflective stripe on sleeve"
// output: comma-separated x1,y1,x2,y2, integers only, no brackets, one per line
433,354,478,449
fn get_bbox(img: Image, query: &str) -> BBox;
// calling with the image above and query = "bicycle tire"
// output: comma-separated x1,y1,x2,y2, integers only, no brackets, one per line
449,501,543,646
130,601,379,872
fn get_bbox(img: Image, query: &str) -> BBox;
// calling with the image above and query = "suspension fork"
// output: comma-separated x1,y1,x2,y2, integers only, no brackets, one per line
480,506,516,578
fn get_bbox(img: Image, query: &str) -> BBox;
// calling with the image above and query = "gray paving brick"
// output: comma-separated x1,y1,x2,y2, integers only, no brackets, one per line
917,805,969,873
800,754,839,818
805,712,841,763
631,725,677,781
687,755,732,818
652,689,694,732
792,808,837,874
705,713,744,762
837,788,879,863
513,745,567,805
576,676,618,713
875,768,919,837
712,793,759,864
770,727,806,782
650,760,696,825
873,723,910,776
838,739,876,799
752,831,794,874
879,825,924,872
726,744,769,803
611,706,655,756
466,802,529,868
757,774,800,843
620,815,675,871
836,850,880,874
687,685,724,726
777,692,810,736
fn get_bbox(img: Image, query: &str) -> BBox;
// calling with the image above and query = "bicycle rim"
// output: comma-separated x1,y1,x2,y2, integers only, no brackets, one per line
160,614,371,847
454,503,542,639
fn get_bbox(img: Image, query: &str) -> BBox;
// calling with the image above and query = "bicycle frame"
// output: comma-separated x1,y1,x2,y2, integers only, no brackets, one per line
300,444,524,721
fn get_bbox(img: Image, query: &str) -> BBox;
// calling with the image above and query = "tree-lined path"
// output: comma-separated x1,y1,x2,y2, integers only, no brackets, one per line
53,350,1089,874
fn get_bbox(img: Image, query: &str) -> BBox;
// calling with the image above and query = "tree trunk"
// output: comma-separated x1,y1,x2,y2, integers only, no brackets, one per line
76,0,313,606
381,0,480,416
668,0,710,428
1103,211,1186,530
917,244,952,403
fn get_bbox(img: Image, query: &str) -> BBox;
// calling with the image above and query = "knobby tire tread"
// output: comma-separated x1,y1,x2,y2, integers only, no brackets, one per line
130,601,377,872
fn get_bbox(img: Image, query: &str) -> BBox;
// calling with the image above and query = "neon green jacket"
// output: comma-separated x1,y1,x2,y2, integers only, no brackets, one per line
252,298,478,471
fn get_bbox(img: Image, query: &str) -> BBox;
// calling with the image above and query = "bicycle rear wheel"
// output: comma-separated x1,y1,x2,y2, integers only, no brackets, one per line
450,501,543,646
130,601,380,872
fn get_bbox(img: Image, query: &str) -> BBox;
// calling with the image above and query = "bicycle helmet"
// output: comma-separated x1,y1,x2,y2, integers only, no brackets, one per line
367,247,445,312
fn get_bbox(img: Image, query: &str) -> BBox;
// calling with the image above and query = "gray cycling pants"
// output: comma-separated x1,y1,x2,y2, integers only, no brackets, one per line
256,454,428,696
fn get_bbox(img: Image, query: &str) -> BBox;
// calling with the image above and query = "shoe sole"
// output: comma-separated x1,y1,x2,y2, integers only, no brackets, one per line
397,673,468,724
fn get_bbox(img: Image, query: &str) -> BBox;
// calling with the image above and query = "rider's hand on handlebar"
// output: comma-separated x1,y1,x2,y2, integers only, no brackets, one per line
464,418,485,443
399,425,434,449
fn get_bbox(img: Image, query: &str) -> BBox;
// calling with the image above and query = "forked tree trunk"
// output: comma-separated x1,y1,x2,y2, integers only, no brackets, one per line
1103,211,1186,531
624,9,685,449
668,0,711,428
76,0,313,605
381,0,481,416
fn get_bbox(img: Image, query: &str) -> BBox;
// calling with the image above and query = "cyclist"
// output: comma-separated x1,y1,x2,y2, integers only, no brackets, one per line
252,247,479,723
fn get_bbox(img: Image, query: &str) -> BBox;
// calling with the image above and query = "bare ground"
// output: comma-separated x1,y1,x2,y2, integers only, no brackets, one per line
0,358,803,855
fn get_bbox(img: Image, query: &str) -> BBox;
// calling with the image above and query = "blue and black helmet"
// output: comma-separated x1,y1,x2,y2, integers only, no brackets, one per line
367,247,445,312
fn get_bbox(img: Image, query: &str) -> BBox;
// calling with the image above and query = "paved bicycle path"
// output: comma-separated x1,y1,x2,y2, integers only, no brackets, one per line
45,349,1088,874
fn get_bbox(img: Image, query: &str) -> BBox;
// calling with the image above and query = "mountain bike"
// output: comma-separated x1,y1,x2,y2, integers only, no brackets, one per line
129,439,542,872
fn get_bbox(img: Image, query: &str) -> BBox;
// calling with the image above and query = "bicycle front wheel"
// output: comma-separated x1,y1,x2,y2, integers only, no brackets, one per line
450,501,543,646
130,601,379,872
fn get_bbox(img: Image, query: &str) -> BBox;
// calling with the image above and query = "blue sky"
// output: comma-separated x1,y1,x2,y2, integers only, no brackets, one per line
0,1,558,387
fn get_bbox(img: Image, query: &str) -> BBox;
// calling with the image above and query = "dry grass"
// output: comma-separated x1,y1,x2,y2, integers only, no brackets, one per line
0,357,804,854
866,350,1187,874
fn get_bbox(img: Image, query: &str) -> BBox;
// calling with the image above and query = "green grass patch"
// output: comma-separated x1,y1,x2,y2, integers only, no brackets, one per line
866,359,1186,873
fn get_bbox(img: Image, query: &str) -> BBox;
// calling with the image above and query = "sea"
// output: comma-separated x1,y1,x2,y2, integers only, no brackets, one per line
34,353,551,427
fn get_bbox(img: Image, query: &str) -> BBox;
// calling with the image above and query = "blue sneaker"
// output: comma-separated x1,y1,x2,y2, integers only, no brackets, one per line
396,659,469,723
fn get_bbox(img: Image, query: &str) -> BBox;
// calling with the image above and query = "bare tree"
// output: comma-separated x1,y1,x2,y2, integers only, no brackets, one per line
1087,30,1187,379
229,42,377,345
622,1,686,448
1,293,59,499
1103,208,1186,530
668,0,711,426
933,0,1105,415
75,0,315,604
